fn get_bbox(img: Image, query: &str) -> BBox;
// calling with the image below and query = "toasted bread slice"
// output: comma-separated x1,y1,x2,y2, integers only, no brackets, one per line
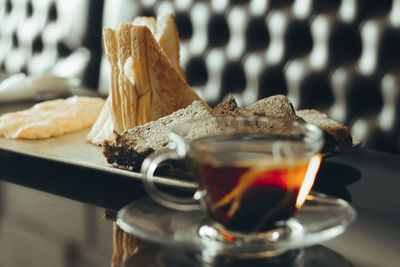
213,94,303,121
155,13,185,78
130,26,208,120
297,109,353,152
128,14,183,79
132,16,156,34
240,95,304,122
103,100,212,170
213,95,352,153
212,94,241,116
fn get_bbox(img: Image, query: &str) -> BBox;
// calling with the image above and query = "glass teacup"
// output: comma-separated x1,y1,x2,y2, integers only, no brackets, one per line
141,116,324,233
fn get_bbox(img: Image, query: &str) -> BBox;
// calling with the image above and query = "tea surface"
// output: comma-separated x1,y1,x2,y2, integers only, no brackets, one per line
190,135,310,232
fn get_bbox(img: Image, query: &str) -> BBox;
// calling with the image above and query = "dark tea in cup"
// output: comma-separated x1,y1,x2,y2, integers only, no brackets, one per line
142,117,323,233
190,135,314,232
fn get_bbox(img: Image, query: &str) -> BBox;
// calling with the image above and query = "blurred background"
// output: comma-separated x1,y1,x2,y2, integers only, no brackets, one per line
0,1,399,267
0,0,399,153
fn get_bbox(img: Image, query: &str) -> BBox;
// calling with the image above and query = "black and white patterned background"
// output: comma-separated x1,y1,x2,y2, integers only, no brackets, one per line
0,0,103,88
100,0,400,153
1,0,400,153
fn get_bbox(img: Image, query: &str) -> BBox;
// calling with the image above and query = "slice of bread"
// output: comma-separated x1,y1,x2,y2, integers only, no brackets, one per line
130,26,208,121
296,109,353,152
240,95,304,122
103,100,212,170
213,94,304,122
212,94,241,116
212,95,352,153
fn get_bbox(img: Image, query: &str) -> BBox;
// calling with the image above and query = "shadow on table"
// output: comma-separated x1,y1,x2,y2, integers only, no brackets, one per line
312,161,361,203
0,150,147,211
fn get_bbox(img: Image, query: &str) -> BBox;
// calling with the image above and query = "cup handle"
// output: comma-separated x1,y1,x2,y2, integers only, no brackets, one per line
141,149,200,211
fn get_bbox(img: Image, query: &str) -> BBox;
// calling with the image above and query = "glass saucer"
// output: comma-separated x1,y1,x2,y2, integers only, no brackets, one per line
117,192,356,257
122,245,353,267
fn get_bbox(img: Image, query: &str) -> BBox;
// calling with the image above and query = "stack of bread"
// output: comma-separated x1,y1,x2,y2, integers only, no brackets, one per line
87,14,208,145
102,94,352,174
88,14,352,174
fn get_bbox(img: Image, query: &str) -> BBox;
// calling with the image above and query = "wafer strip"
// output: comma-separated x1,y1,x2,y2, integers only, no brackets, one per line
132,16,156,35
117,23,137,130
131,26,208,120
126,16,191,124
127,14,184,81
111,222,124,267
130,16,185,125
111,222,141,267
130,26,152,97
155,14,185,78
136,90,152,125
122,230,140,260
103,28,125,134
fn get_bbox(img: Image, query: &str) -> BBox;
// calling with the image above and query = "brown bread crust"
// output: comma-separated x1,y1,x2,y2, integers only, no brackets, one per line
240,95,304,122
297,109,353,152
212,94,241,117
